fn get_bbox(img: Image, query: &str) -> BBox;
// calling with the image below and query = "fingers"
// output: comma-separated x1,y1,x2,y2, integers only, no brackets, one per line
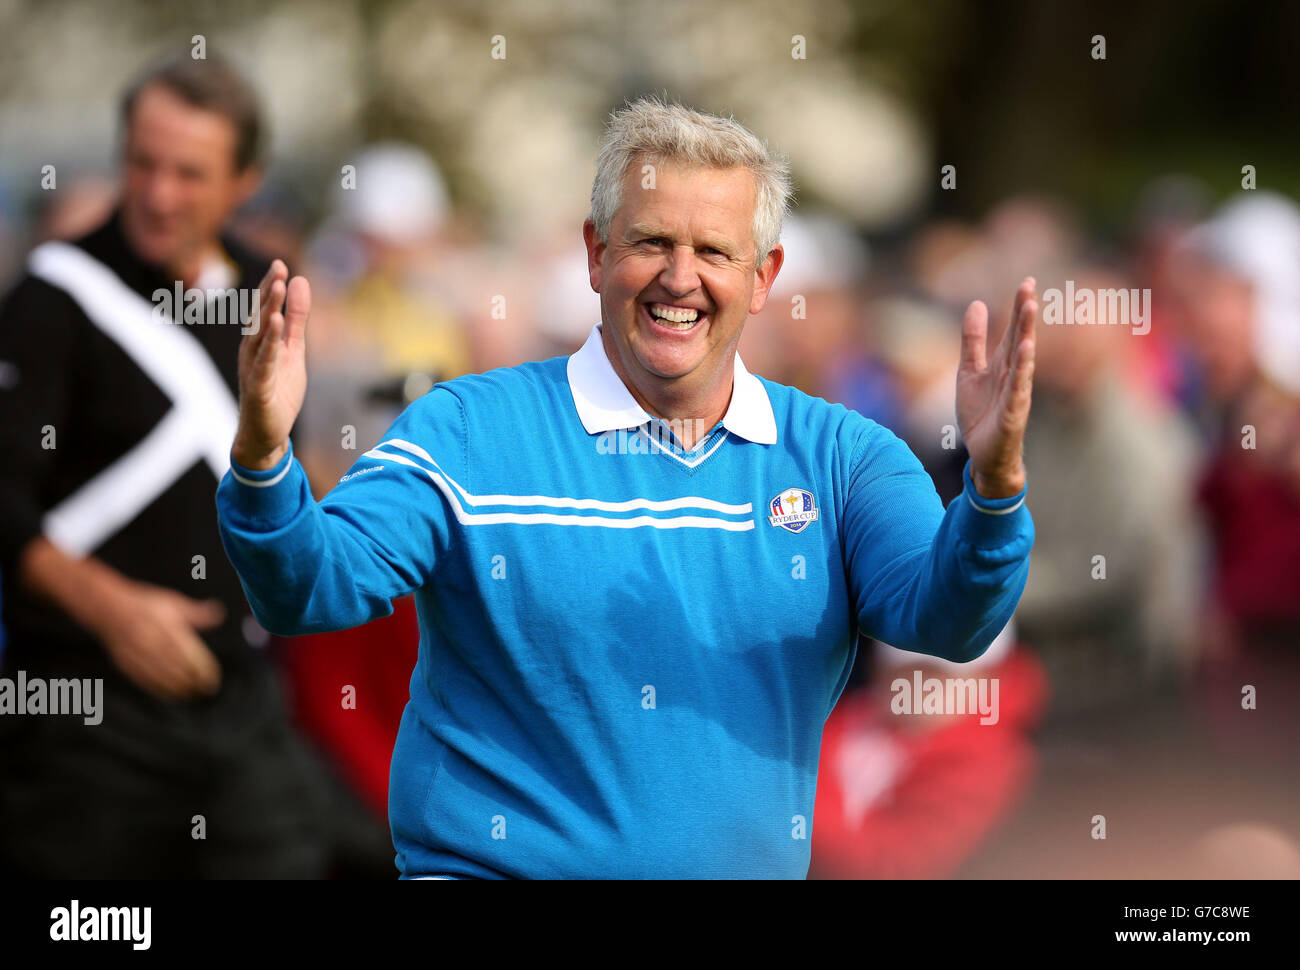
253,260,287,337
1010,277,1031,328
960,300,989,373
105,588,227,699
175,596,227,630
156,598,224,696
242,266,308,389
284,275,311,350
254,262,275,317
1014,277,1037,360
172,630,223,696
112,642,183,700
1001,307,1037,422
140,623,222,699
961,278,1036,377
243,264,287,364
241,277,282,365
1019,281,1038,343
995,277,1036,371
257,259,288,309
118,631,204,700
250,297,285,385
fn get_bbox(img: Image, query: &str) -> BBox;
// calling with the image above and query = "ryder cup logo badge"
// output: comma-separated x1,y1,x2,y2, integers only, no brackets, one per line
768,487,819,533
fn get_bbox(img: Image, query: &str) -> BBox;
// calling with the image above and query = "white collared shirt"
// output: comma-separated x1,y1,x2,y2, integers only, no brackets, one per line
566,323,778,448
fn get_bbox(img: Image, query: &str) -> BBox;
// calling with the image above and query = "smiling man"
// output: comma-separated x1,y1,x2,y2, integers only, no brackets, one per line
0,53,329,879
217,95,1037,879
586,159,776,447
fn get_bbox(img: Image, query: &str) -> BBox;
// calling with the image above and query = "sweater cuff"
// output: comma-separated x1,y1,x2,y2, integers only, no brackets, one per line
955,459,1031,546
223,441,305,526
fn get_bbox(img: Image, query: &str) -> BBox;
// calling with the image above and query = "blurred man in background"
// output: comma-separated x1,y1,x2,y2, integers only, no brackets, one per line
1015,264,1203,716
0,52,328,877
1171,193,1300,762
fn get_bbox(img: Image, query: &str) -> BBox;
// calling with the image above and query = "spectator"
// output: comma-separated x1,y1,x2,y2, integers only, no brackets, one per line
1173,194,1300,761
0,52,329,878
1014,267,1204,715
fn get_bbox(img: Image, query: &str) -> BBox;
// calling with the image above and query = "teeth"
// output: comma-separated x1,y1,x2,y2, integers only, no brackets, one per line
649,304,700,326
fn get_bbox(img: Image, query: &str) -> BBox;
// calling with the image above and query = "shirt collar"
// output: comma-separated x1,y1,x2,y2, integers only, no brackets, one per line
566,323,777,444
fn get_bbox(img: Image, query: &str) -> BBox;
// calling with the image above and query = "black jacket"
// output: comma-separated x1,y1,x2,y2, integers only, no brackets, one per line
0,210,288,767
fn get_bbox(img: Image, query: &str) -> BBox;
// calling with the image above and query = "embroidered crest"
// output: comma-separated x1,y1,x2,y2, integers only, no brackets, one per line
768,487,819,533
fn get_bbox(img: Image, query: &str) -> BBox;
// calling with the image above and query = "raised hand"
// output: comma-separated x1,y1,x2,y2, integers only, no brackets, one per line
955,277,1038,499
232,259,310,470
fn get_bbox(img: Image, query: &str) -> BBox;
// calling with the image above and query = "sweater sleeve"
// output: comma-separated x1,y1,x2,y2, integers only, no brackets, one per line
842,423,1033,663
215,385,466,636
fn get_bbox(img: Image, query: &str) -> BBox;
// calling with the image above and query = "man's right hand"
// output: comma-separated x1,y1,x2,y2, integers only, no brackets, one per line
232,259,310,470
95,580,226,700
18,536,224,700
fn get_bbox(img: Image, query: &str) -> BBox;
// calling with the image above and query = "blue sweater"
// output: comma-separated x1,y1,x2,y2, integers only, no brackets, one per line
216,328,1033,878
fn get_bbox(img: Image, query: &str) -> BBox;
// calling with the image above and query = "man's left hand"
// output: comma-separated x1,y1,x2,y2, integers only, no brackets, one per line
956,277,1038,499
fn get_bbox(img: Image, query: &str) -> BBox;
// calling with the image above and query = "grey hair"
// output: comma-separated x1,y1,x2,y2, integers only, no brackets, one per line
588,95,794,265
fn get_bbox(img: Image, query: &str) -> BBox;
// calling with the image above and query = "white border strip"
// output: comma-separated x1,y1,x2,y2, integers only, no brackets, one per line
646,427,729,469
362,449,754,531
230,460,294,488
371,438,751,515
966,492,1026,515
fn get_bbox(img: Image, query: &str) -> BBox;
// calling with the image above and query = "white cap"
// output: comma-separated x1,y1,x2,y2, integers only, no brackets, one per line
771,211,870,296
338,142,450,244
1182,192,1300,396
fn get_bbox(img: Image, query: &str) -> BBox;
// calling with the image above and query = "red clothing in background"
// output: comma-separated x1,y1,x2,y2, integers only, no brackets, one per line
283,597,420,820
1198,448,1300,632
1196,447,1300,762
811,647,1048,879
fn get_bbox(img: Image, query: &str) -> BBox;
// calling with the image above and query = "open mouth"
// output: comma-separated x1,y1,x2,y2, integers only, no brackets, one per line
642,301,708,334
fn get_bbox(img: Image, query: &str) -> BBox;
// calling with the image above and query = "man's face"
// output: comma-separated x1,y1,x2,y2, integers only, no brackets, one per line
584,159,782,405
1168,252,1256,402
120,84,259,269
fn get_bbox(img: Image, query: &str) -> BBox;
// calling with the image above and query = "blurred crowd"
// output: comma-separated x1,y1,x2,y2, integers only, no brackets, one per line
2,64,1298,880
